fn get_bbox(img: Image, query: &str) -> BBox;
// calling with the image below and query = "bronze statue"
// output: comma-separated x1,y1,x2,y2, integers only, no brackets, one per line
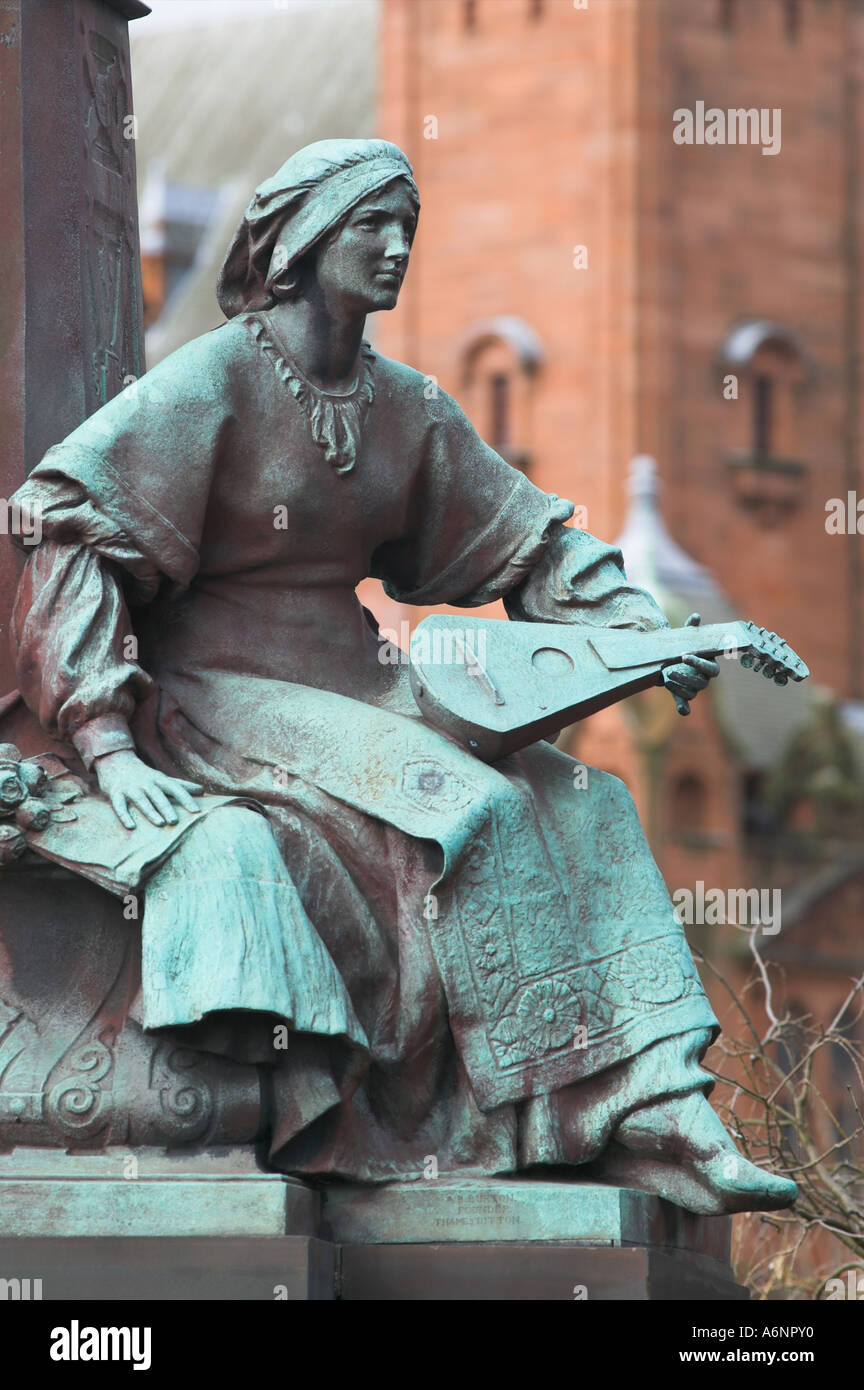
8,139,797,1214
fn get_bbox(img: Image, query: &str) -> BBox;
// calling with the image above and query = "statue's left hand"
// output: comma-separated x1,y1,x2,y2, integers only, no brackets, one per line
94,749,203,830
662,613,720,716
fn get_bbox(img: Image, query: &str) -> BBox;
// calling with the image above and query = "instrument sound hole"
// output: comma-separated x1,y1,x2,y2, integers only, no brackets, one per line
531,647,574,675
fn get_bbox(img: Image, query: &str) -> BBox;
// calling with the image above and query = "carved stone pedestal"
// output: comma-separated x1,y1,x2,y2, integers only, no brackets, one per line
325,1179,749,1301
0,1171,748,1300
0,1148,316,1238
0,862,262,1150
0,1146,335,1300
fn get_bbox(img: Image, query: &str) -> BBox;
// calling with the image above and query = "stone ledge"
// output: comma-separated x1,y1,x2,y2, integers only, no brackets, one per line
319,1177,731,1260
0,1157,744,1299
0,1147,317,1238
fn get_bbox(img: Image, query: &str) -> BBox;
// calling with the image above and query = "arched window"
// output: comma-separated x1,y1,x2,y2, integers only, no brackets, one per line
456,316,544,474
489,373,511,453
670,773,708,833
741,770,779,838
747,339,804,461
753,370,773,456
718,319,812,517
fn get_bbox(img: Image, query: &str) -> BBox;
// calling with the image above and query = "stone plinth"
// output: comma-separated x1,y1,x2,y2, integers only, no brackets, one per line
0,1168,748,1300
0,1146,332,1300
319,1176,730,1255
325,1178,747,1301
0,1148,317,1238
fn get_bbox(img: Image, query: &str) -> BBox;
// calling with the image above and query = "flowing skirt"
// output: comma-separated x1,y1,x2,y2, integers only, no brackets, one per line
135,666,718,1180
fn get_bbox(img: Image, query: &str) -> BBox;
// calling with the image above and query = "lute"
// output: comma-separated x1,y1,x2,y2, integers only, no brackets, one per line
409,616,809,762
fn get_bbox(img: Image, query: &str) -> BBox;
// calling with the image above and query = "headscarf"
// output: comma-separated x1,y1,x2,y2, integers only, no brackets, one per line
216,139,420,318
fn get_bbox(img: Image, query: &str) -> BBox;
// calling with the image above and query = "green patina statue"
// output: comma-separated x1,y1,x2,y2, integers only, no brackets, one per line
9,138,798,1215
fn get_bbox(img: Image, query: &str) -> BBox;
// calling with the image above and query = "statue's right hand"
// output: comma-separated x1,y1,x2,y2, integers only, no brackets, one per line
94,749,203,830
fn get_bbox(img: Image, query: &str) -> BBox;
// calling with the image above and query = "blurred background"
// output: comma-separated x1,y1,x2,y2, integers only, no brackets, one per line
129,0,864,1295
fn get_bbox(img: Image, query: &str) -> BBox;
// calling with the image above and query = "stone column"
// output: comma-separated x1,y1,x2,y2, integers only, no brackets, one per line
0,0,148,694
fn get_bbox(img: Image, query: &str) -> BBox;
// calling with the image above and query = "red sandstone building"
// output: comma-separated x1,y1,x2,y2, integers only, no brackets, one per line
372,0,863,934
372,0,864,1289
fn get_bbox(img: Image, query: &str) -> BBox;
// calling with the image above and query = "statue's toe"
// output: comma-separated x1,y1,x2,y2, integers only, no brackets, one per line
597,1093,798,1215
587,1144,797,1216
700,1153,798,1212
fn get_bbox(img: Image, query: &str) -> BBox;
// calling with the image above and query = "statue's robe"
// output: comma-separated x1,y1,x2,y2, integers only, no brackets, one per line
10,311,718,1178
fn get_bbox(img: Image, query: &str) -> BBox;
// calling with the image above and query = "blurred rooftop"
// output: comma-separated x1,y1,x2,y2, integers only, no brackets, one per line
130,0,378,361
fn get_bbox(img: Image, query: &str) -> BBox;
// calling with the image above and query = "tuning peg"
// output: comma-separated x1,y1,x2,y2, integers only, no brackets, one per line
774,673,788,686
740,652,755,669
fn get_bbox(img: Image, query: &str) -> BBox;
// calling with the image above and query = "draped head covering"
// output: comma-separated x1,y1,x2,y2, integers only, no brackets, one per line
216,139,420,318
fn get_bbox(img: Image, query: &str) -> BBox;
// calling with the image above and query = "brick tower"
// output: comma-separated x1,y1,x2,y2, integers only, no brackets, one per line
375,0,863,708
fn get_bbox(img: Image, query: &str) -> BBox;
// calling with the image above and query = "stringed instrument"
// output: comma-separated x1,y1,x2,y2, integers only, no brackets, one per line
409,616,809,761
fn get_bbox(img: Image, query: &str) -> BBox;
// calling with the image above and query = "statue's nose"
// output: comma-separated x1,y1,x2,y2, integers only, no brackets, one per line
383,231,411,263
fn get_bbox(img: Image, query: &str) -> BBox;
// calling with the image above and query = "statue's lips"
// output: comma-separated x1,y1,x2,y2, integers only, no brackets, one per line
375,270,402,283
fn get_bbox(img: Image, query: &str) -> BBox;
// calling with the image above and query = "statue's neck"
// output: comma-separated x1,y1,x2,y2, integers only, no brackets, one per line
267,296,366,392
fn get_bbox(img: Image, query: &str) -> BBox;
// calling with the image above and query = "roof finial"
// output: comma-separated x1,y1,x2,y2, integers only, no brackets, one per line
628,453,660,501
616,454,720,614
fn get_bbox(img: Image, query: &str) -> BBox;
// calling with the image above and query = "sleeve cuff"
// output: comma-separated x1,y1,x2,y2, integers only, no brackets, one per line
71,714,135,771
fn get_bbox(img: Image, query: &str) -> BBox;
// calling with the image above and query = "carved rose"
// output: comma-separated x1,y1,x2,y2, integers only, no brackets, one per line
609,943,686,1005
515,979,582,1052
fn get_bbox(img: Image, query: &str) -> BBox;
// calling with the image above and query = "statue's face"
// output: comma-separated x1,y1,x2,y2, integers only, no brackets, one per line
313,182,417,312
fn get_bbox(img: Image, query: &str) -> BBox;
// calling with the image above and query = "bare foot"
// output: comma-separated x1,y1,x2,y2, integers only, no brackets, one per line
593,1092,797,1215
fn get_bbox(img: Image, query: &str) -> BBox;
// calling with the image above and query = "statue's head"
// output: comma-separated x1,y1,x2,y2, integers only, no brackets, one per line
217,139,420,319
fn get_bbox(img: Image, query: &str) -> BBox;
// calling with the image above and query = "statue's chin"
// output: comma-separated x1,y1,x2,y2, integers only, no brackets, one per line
364,286,401,313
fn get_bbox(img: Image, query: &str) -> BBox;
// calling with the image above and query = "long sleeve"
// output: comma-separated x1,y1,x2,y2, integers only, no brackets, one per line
503,524,670,632
11,480,161,768
370,383,575,606
374,378,662,629
368,379,668,629
8,329,235,766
